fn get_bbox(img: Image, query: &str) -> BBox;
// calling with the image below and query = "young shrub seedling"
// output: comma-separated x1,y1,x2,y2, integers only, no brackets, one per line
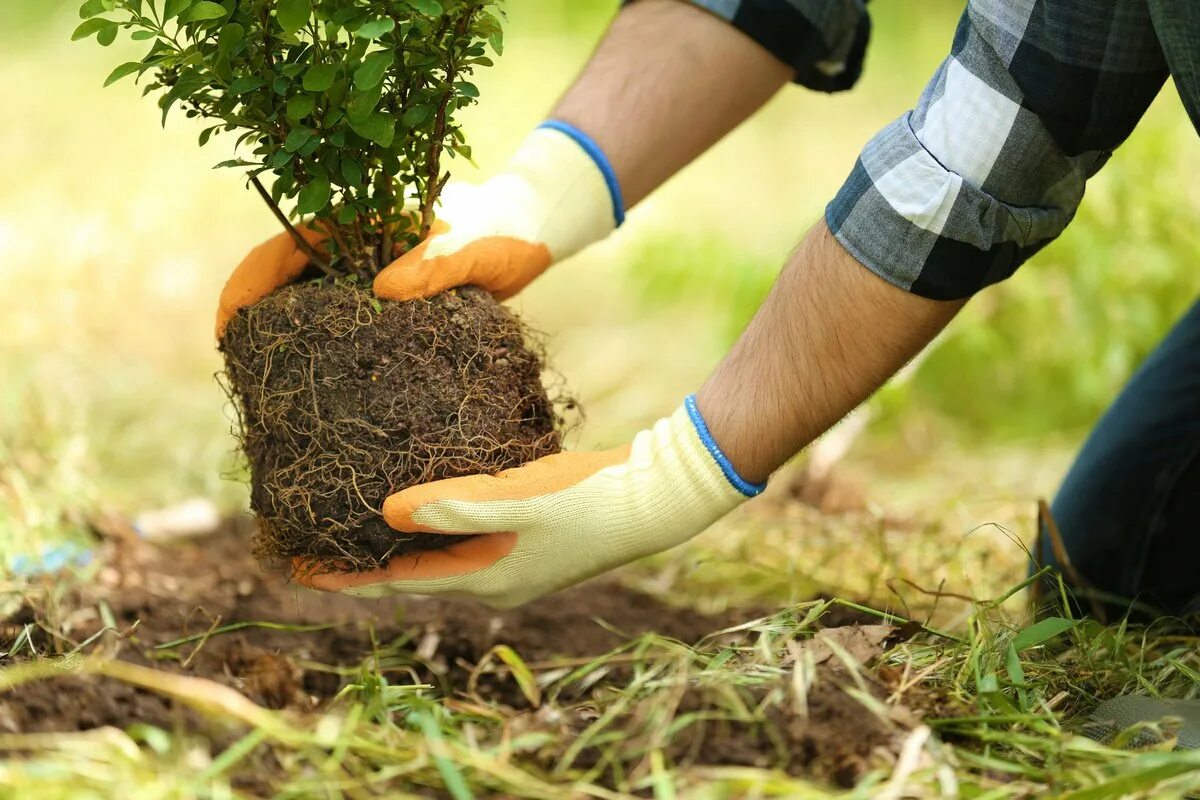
77,0,502,276
79,0,562,570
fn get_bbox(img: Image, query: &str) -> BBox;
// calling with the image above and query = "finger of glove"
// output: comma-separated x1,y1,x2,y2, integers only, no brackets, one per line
292,531,518,592
382,447,631,534
374,230,553,302
215,227,327,339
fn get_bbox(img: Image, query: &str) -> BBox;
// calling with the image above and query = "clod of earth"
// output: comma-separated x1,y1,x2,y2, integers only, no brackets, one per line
220,282,561,572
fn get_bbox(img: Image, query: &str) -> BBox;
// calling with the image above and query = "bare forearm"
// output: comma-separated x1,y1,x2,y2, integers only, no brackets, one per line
696,221,965,484
552,0,791,208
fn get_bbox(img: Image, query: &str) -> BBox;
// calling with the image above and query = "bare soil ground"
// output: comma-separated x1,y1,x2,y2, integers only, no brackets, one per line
0,519,912,791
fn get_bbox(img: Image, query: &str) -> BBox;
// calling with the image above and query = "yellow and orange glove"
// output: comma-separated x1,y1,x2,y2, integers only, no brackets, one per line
373,120,623,302
299,397,766,608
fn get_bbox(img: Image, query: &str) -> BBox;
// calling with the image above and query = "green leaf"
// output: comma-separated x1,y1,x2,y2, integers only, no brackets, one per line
297,177,331,214
103,61,142,87
353,51,393,90
341,160,363,187
1012,617,1077,652
284,127,313,152
401,104,432,127
353,17,395,40
285,94,316,120
130,29,156,40
336,205,358,225
162,0,192,21
229,75,266,95
276,0,311,33
347,86,382,122
182,1,227,22
217,23,244,58
302,63,338,92
349,112,394,147
96,23,118,46
454,81,479,99
71,17,115,41
79,0,107,18
407,0,443,15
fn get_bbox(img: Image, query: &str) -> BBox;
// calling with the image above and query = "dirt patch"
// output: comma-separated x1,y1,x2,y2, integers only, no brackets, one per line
220,282,561,570
674,678,900,788
0,519,753,733
1,520,918,790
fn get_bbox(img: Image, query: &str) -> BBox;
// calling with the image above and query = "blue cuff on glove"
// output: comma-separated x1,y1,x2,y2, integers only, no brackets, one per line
539,119,626,227
684,394,767,498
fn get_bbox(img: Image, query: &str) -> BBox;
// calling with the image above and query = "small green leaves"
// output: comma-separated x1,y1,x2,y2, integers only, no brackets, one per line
354,51,393,90
182,1,228,22
229,75,266,95
103,61,142,87
302,63,338,92
276,0,311,34
71,17,116,41
347,85,383,122
83,0,503,268
341,160,363,187
78,0,108,19
217,23,245,59
407,0,444,15
349,112,395,147
286,94,316,121
162,0,192,21
401,104,433,127
284,127,314,153
354,17,395,40
297,177,331,214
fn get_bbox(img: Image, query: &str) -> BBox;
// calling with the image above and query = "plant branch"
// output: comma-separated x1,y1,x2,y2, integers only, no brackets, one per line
250,175,336,277
420,8,476,240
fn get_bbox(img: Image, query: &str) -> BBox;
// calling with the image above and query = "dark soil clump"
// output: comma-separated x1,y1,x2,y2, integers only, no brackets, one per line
220,282,560,571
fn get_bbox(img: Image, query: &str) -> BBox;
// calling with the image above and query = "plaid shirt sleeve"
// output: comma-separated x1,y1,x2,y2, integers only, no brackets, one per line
827,0,1170,300
624,0,871,92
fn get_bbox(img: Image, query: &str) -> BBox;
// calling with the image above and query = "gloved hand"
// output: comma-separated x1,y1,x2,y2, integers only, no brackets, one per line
372,120,623,302
215,225,327,338
298,396,765,608
215,121,622,336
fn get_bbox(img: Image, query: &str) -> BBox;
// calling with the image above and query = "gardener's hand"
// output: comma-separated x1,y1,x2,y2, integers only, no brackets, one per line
373,121,623,303
214,225,326,339
297,397,763,608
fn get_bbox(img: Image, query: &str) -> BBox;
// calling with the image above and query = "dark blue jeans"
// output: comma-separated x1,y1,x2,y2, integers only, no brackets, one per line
1039,299,1200,620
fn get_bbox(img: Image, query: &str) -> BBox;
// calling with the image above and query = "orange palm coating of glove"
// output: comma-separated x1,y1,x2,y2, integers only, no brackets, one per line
294,402,757,608
214,226,326,339
373,227,552,302
295,448,627,593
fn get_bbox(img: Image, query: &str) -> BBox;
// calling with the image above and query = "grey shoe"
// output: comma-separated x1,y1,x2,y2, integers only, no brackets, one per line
1082,696,1200,750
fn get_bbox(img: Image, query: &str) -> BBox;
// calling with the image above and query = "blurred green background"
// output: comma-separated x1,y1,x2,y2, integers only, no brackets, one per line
2,0,1198,563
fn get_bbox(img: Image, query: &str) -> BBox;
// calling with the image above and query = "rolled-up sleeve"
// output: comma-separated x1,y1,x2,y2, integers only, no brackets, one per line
826,0,1169,300
625,0,870,92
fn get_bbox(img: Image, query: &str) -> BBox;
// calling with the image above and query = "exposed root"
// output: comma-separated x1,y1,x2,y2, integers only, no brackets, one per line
220,282,561,572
